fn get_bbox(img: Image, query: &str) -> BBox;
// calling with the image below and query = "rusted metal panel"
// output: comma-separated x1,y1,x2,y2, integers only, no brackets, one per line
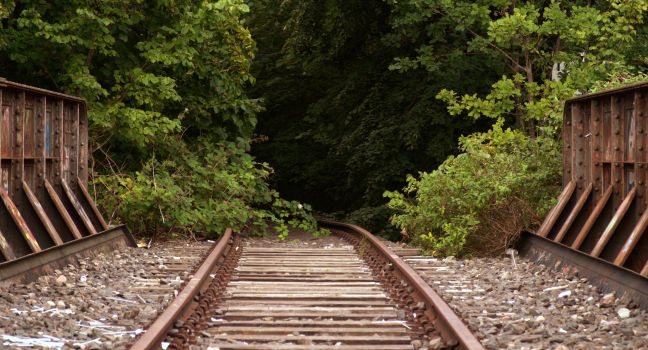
78,103,88,184
537,84,648,279
22,180,63,245
573,102,591,191
77,178,109,231
615,208,648,266
0,190,41,253
536,181,575,237
553,183,592,243
592,187,636,257
563,106,573,186
634,91,647,218
62,180,97,235
0,79,120,265
572,184,612,249
45,180,83,240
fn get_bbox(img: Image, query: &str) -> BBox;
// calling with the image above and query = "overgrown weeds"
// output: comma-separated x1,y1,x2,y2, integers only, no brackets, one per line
384,122,561,257
94,138,328,240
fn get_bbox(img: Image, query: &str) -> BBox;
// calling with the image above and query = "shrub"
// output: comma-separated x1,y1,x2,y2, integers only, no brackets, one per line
384,121,561,256
94,138,327,240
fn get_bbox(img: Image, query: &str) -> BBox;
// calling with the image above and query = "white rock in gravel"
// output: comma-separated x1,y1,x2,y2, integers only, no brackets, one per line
46,300,56,307
56,301,65,309
428,337,443,350
558,290,572,298
601,293,615,306
535,315,545,323
617,308,631,319
55,275,67,285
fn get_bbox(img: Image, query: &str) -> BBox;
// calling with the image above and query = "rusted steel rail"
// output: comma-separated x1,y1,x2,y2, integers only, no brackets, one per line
0,79,135,282
529,82,648,307
133,224,484,350
319,219,484,350
130,228,234,349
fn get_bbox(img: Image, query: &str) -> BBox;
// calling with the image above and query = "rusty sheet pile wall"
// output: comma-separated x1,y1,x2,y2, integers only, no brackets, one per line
0,79,108,263
537,83,648,277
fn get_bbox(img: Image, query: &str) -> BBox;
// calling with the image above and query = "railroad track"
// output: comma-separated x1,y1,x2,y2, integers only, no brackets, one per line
1,75,646,350
0,218,643,350
131,224,483,350
201,237,418,349
2,221,646,349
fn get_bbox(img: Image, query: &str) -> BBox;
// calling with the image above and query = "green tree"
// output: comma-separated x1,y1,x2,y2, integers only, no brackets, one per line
2,0,260,153
386,0,648,256
0,0,324,238
247,0,503,236
385,122,561,256
392,0,648,136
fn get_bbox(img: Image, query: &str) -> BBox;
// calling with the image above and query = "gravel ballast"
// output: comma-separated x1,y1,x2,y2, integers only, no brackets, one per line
1,233,645,350
0,241,213,349
405,253,648,350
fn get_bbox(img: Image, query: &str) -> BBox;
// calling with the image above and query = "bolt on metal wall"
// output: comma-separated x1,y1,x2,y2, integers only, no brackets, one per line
537,82,648,277
0,79,108,263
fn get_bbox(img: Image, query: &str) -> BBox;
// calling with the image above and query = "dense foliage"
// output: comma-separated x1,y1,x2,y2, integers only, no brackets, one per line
3,0,648,254
96,139,323,239
247,0,503,237
385,123,561,256
248,0,648,255
0,0,325,238
385,0,648,255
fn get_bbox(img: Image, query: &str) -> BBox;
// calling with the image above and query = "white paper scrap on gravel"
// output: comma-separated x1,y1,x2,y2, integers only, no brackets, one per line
2,334,101,349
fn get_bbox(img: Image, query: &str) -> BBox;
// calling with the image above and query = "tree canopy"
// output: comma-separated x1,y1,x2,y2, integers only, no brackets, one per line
384,0,648,254
248,0,648,253
2,0,648,254
2,0,259,149
0,0,324,239
247,0,504,237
